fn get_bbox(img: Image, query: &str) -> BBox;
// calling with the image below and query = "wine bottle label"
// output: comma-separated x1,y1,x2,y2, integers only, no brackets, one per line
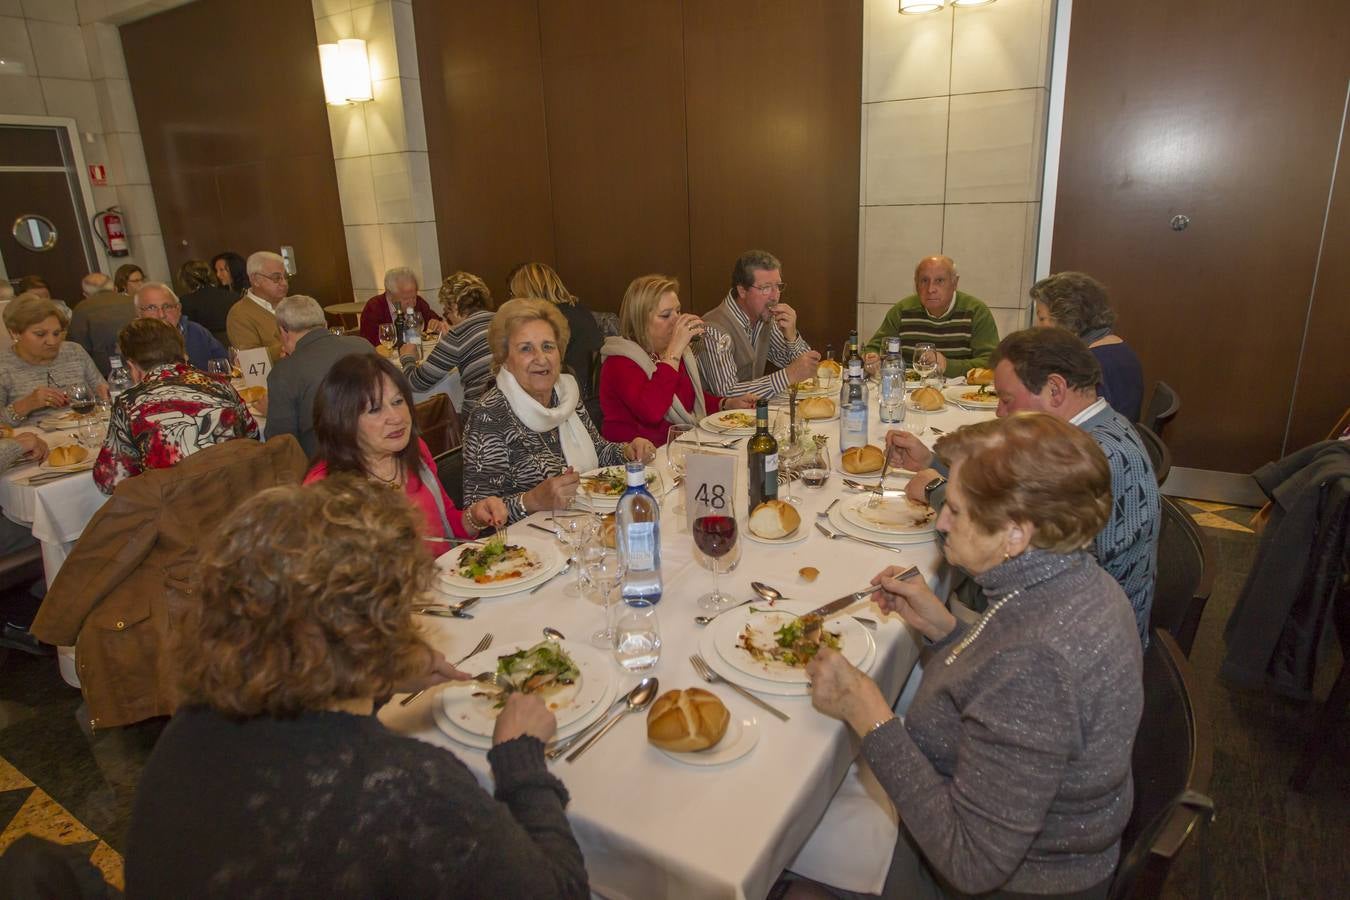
764,453,778,474
624,522,656,570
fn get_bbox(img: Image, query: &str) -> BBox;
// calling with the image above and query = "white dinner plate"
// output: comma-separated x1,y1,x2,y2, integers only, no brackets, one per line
839,495,938,538
741,514,810,546
576,465,664,508
434,535,561,597
827,502,937,546
943,385,997,409
433,669,618,752
657,715,760,766
700,411,759,434
699,622,876,697
440,640,612,738
710,602,870,685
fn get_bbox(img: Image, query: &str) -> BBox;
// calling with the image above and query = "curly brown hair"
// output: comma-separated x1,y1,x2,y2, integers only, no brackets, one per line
175,475,436,717
935,412,1110,553
1029,271,1115,336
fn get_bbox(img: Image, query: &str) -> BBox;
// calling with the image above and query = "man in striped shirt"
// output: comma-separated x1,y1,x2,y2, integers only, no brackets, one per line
863,255,999,379
697,249,820,398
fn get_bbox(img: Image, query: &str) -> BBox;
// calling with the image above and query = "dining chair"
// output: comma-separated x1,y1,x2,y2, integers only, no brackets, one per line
434,447,465,508
1134,422,1171,487
413,393,463,457
1150,497,1214,657
1140,382,1180,438
1108,629,1214,899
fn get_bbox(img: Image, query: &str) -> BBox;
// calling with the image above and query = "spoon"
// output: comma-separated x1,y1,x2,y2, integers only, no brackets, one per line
543,627,566,641
530,558,575,594
546,675,657,759
565,677,660,762
693,582,786,625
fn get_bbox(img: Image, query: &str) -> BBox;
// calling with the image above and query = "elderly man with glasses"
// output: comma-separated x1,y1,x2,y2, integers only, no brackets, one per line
134,282,228,372
697,249,820,399
227,250,288,362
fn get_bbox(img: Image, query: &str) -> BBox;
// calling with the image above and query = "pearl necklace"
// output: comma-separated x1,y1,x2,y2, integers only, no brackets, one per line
944,589,1021,666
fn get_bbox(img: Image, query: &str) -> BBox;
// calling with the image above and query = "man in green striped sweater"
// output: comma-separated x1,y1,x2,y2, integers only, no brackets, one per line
863,255,999,379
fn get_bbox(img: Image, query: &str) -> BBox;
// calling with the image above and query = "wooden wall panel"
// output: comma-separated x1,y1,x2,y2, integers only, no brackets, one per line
537,0,691,311
1051,0,1350,472
413,0,554,300
682,0,862,345
121,0,351,302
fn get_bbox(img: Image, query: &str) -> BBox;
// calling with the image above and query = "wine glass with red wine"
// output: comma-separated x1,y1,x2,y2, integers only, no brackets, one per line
692,489,738,612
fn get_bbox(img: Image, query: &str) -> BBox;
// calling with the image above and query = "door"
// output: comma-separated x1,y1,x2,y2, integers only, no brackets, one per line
1051,0,1350,473
0,125,97,302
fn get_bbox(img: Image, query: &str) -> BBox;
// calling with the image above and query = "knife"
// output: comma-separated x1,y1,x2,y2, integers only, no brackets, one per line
803,566,921,619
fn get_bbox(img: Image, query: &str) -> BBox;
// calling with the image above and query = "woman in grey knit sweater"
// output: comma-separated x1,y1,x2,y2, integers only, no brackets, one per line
805,413,1143,899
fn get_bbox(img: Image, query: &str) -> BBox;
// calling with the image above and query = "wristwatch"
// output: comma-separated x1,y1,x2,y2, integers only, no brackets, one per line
923,475,947,504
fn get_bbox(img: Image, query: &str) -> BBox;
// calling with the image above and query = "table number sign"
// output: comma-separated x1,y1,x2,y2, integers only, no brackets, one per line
235,347,271,388
683,450,737,532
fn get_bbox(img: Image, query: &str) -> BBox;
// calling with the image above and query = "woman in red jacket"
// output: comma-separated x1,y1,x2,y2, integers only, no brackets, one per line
305,354,506,553
598,275,754,446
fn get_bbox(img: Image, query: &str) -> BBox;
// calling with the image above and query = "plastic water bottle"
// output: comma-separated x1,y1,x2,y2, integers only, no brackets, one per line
879,337,905,424
616,461,663,606
107,356,132,399
839,360,869,450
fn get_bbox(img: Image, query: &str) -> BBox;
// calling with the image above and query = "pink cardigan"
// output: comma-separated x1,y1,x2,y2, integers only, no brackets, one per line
599,355,723,446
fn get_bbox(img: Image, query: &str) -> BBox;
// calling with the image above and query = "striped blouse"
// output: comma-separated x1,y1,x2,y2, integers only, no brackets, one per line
463,385,627,523
400,310,494,417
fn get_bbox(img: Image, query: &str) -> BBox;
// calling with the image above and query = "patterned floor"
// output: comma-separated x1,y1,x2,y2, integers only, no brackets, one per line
0,755,123,889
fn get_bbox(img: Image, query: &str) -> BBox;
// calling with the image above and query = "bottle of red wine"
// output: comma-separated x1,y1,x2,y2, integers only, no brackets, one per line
747,399,778,510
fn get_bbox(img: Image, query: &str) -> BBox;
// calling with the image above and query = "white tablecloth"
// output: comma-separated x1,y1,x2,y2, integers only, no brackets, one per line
381,388,994,899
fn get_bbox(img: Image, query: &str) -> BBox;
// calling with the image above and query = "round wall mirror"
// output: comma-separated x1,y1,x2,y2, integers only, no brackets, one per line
12,214,58,252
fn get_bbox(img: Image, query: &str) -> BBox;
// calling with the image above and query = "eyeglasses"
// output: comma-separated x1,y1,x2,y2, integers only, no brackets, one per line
255,272,287,284
139,302,179,314
751,282,786,294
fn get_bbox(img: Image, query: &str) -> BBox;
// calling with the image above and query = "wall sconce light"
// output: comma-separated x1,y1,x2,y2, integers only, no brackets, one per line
318,39,373,106
951,0,998,6
899,0,945,12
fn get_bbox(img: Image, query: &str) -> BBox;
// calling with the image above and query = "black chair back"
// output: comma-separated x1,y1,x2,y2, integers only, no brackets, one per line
1141,382,1180,437
1150,497,1214,657
435,447,465,509
1134,422,1171,487
1109,630,1214,899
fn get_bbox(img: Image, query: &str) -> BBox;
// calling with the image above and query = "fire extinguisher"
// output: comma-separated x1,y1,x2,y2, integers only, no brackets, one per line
92,207,129,257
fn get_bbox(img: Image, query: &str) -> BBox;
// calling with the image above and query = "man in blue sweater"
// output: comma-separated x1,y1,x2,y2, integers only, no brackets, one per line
887,327,1160,643
134,282,229,372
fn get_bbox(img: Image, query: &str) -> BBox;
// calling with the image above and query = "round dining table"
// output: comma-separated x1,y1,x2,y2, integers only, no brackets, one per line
380,384,996,899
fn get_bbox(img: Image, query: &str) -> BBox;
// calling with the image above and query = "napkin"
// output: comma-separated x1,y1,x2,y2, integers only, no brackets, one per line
788,758,899,894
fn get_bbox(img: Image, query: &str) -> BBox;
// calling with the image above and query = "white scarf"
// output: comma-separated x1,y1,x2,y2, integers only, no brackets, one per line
599,336,706,426
496,369,599,472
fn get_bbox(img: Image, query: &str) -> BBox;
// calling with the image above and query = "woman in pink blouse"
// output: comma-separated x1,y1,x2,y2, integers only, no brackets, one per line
598,275,754,446
304,354,506,553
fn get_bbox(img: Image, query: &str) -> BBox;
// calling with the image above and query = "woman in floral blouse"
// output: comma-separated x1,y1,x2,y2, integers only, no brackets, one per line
94,318,258,494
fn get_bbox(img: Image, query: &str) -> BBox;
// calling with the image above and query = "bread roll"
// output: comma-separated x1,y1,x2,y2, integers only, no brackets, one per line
647,688,730,752
798,396,835,420
749,499,801,539
816,359,843,380
238,385,267,405
841,444,884,474
966,367,994,385
911,386,945,411
48,445,88,467
599,514,617,549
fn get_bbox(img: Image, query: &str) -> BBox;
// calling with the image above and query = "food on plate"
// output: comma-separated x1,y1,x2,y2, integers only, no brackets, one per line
960,385,997,404
965,367,994,385
237,385,267,405
495,640,580,694
841,444,884,474
453,537,541,583
855,496,936,530
646,688,730,752
598,513,617,549
748,499,801,539
716,411,757,429
47,444,88,467
904,368,923,383
582,465,655,497
817,359,843,380
738,613,841,667
911,386,945,411
797,396,835,420
799,566,819,583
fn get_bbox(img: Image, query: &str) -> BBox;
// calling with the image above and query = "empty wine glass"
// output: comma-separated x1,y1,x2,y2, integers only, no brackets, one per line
377,323,396,354
913,342,940,386
692,489,738,612
773,419,804,506
585,547,626,649
553,510,598,597
666,424,696,513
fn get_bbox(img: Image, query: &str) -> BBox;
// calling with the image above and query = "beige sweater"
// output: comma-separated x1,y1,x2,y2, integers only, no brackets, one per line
226,295,282,362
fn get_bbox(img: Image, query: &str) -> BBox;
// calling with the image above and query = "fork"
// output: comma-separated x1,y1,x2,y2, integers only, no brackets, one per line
816,498,841,520
400,632,494,706
814,521,905,554
869,452,892,507
689,654,790,722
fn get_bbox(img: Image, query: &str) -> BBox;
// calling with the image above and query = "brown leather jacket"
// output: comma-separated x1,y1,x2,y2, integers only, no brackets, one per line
32,436,308,729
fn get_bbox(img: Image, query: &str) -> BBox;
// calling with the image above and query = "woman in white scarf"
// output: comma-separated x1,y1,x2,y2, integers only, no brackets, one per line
462,298,655,522
597,275,755,446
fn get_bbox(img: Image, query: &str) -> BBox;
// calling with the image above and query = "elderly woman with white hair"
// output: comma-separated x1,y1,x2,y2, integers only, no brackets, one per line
463,298,656,523
358,266,446,347
226,250,289,362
